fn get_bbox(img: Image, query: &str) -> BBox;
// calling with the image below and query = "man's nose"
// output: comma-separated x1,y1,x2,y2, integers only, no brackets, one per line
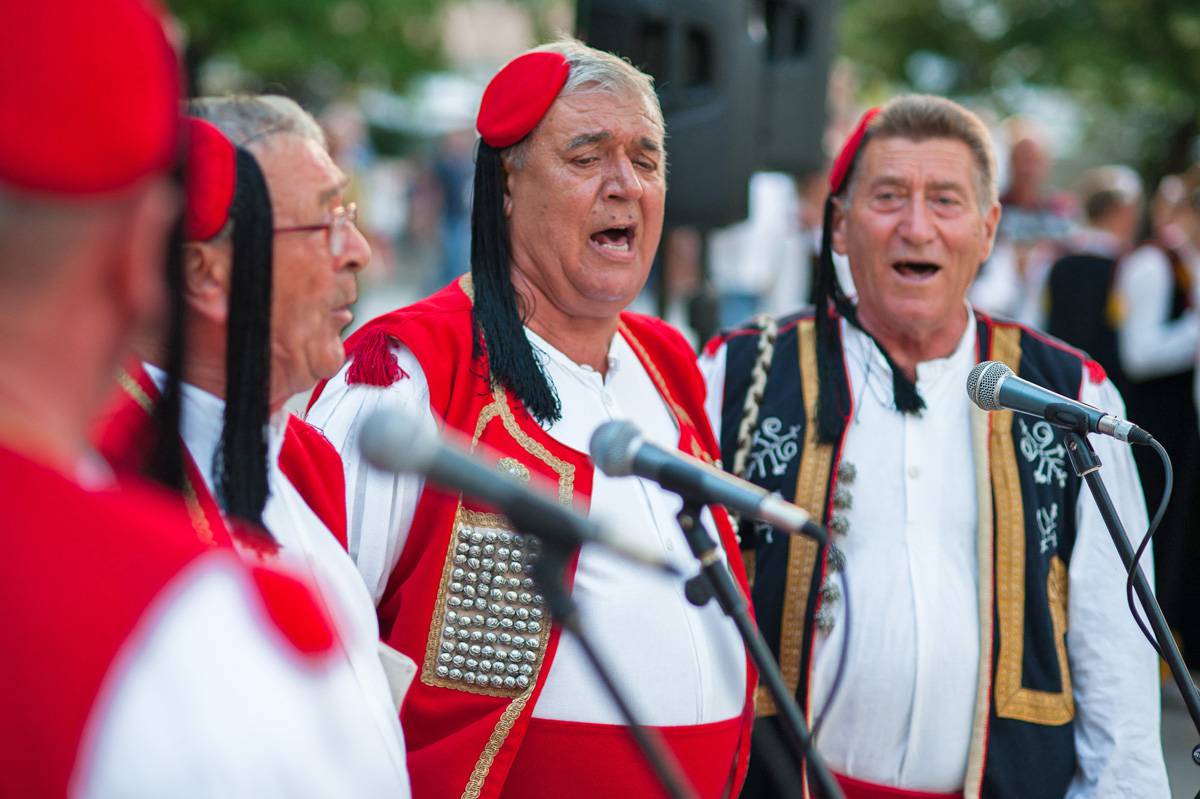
604,155,644,201
898,195,936,245
339,221,371,274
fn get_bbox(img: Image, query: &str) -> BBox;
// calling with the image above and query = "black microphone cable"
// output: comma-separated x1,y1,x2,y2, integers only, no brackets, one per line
1125,437,1173,657
812,559,850,741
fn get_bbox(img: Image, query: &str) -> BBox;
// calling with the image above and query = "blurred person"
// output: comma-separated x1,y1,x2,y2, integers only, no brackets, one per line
1044,165,1144,396
970,129,1073,324
703,98,1167,798
308,40,754,797
0,3,411,797
91,101,412,792
1116,170,1200,662
431,128,475,291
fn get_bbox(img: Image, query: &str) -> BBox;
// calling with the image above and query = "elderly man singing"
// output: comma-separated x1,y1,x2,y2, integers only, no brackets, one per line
309,40,753,798
703,95,1169,798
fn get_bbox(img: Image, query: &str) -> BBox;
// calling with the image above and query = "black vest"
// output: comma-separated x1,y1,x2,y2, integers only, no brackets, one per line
718,310,1087,799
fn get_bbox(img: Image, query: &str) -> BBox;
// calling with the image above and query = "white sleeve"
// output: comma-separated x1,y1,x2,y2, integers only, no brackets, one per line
305,344,432,605
698,341,728,444
1116,245,1200,380
1065,377,1170,798
77,554,411,799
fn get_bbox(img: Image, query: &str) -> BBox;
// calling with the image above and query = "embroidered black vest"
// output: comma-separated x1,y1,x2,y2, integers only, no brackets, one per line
718,310,1087,799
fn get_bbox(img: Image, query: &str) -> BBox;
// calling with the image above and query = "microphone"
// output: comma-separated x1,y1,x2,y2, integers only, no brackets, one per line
359,409,679,575
589,421,826,544
966,360,1153,445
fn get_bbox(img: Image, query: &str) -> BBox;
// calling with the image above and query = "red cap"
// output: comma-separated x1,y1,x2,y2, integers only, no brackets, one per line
829,108,881,194
183,119,236,242
476,51,570,149
0,0,181,196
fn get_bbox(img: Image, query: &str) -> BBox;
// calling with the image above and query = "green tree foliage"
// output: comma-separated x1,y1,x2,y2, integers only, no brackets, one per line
167,0,443,100
840,0,1200,174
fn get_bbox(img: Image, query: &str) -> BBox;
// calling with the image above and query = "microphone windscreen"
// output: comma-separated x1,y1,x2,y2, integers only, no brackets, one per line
589,420,641,477
966,361,1012,411
359,409,440,475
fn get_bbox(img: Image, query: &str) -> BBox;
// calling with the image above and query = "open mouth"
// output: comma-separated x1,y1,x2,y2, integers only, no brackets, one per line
892,260,941,280
590,225,636,254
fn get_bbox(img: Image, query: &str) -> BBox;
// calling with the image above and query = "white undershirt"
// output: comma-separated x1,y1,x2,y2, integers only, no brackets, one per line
701,309,1169,796
141,367,411,793
307,327,747,726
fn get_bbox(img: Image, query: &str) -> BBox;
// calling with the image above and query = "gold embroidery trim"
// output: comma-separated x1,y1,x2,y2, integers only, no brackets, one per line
473,385,575,505
617,320,696,433
461,688,534,799
964,403,996,798
757,319,829,717
990,326,1074,726
116,369,215,547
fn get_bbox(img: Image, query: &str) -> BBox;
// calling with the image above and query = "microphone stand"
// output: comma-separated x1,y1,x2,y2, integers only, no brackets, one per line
674,502,844,799
1064,432,1200,788
525,537,699,799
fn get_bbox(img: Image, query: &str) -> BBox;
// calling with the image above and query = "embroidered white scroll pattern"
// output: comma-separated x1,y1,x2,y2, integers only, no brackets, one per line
746,416,802,480
1017,419,1068,489
1036,502,1059,555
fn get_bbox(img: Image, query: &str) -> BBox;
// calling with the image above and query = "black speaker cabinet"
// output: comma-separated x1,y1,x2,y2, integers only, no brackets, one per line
578,0,836,230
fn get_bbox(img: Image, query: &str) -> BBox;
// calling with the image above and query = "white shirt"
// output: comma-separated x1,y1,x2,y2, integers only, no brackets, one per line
701,310,1169,796
140,368,411,794
78,553,409,798
307,327,747,725
1116,240,1200,381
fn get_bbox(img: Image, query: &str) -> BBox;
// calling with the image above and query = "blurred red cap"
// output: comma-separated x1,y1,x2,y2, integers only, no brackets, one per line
0,0,181,195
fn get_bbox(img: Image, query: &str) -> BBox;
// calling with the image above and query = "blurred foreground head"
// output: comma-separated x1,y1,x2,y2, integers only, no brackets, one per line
0,0,181,465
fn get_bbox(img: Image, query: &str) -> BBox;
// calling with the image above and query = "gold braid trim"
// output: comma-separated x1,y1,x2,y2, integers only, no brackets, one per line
461,689,534,799
730,316,779,576
757,319,829,717
618,320,697,435
964,402,996,798
116,369,215,546
989,326,1074,726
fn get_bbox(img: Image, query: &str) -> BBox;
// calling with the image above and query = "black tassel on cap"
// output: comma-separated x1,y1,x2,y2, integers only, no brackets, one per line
214,148,274,535
469,140,560,425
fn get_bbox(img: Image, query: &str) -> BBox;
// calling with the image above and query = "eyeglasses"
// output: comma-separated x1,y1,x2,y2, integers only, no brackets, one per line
274,203,358,257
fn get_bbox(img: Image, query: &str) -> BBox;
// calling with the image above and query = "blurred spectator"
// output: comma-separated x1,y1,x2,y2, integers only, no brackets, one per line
1044,165,1143,395
1116,169,1200,663
970,128,1074,324
430,129,475,291
762,167,829,316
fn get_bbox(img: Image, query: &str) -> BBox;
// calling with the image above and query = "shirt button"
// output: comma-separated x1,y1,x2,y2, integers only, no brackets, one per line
907,465,919,479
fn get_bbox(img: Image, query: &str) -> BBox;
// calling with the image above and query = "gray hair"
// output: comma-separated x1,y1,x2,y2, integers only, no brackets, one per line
845,94,998,213
505,38,664,168
188,95,326,152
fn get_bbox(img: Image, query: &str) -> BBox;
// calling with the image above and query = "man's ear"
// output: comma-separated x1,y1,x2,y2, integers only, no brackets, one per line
182,238,232,325
831,196,849,256
502,156,515,218
979,201,1002,262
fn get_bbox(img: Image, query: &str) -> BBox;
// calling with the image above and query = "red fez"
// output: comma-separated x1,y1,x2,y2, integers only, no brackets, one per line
183,119,236,242
476,51,570,149
828,108,881,194
0,0,181,195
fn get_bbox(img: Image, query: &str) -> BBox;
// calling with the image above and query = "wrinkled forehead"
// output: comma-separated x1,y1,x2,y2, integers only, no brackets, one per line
545,86,665,145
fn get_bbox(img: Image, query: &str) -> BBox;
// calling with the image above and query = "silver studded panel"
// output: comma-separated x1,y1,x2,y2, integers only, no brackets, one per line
421,507,549,697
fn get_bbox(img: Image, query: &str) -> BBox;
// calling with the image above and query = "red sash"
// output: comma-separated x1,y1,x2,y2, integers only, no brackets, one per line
835,772,961,799
501,716,745,799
